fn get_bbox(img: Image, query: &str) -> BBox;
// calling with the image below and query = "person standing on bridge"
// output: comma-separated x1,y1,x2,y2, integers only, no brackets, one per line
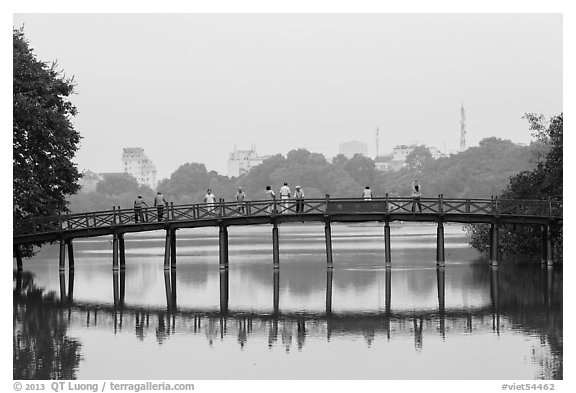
205,189,216,214
266,186,276,214
235,186,246,214
154,192,168,221
279,182,291,213
362,186,373,201
411,180,423,213
294,185,305,213
133,195,148,223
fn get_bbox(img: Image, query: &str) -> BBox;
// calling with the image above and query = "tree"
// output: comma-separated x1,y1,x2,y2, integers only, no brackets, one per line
343,154,376,188
466,114,563,262
405,145,433,172
96,173,140,196
13,28,81,256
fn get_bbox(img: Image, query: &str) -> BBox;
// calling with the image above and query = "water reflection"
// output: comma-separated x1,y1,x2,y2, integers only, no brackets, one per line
14,271,82,380
14,261,562,380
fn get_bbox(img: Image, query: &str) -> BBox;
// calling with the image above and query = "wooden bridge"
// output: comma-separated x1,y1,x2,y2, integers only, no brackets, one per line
13,196,562,270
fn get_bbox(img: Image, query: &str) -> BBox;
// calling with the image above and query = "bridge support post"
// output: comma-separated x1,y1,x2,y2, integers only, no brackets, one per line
384,221,391,266
163,230,171,270
273,269,280,315
541,224,553,265
272,222,280,268
219,225,229,269
59,239,66,271
326,268,333,315
324,221,333,267
489,223,499,266
66,239,75,270
118,235,125,270
112,233,119,270
14,244,23,271
385,267,391,315
170,229,177,269
436,221,445,266
220,269,229,314
437,266,446,337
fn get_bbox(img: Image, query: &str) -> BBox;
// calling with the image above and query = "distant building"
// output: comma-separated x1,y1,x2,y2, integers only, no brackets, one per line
339,141,368,159
227,146,268,177
121,147,157,189
375,144,446,172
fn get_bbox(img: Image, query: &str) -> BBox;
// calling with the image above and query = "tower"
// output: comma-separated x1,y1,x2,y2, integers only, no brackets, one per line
376,126,379,158
460,104,467,152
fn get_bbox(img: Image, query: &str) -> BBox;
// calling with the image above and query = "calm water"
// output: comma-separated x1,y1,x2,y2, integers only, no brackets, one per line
13,222,562,380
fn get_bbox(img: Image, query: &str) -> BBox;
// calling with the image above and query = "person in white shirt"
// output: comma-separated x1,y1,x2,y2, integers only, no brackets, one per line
411,180,422,213
279,182,291,213
265,186,276,214
154,192,168,221
205,189,216,213
294,185,305,213
362,186,373,201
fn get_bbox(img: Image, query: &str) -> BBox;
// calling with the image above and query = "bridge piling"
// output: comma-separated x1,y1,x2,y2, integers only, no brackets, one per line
489,223,499,266
163,229,174,270
219,225,229,269
273,269,280,314
384,221,391,265
66,239,75,270
118,235,125,269
14,244,23,271
220,269,229,314
326,268,333,315
112,233,119,270
541,224,553,265
59,239,66,271
272,222,280,268
324,221,333,267
436,222,445,266
385,267,391,315
170,229,177,269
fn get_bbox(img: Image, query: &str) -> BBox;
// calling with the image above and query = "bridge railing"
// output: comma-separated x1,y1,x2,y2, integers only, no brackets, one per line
14,197,562,237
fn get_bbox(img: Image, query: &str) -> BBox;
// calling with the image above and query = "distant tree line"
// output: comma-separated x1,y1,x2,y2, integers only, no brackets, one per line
69,137,542,212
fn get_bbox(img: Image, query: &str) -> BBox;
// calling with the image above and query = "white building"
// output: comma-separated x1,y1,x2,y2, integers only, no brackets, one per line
339,141,368,159
227,147,266,177
121,147,157,189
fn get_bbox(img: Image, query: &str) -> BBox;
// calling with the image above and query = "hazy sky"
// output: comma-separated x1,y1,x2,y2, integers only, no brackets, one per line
12,13,562,179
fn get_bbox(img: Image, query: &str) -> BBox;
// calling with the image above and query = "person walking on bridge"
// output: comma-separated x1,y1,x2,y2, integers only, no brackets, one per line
205,189,216,214
411,180,423,213
279,182,291,213
294,185,305,213
266,186,276,214
362,186,373,201
236,186,246,214
134,195,148,223
154,192,168,221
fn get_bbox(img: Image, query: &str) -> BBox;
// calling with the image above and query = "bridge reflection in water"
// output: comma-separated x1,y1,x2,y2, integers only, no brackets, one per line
30,264,560,352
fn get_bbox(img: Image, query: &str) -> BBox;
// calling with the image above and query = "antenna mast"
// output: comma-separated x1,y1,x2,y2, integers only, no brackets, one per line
376,127,379,159
460,105,467,152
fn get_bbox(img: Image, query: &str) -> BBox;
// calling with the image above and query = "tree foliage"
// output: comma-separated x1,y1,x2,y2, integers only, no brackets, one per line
13,28,81,256
466,114,563,262
405,145,433,172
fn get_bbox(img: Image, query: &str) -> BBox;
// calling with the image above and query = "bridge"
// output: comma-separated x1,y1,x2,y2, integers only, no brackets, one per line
13,195,562,270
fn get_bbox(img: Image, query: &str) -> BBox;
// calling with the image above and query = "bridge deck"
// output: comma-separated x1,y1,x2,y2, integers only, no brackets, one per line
13,196,562,245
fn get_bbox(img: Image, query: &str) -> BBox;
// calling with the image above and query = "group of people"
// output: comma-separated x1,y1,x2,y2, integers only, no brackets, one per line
133,192,168,223
360,181,422,212
133,180,423,223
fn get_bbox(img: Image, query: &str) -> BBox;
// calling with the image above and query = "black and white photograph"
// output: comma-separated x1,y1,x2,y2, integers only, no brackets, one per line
9,3,569,391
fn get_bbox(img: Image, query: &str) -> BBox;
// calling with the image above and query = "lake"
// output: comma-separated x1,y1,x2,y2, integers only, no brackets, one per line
13,222,562,380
